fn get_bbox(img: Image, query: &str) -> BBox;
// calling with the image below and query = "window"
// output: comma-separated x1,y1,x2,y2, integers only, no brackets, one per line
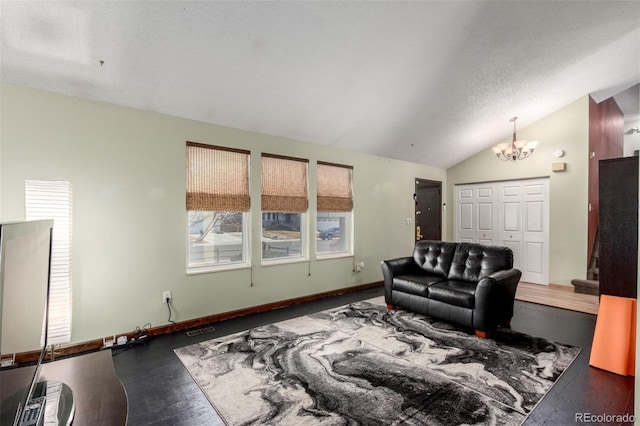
261,154,309,262
317,162,353,257
186,142,250,272
25,180,73,346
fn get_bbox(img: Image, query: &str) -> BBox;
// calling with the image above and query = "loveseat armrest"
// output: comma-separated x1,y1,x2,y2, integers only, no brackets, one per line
487,268,521,292
473,268,522,331
381,257,421,303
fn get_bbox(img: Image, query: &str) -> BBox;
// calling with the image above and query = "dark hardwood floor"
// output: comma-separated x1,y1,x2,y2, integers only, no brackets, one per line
111,286,634,425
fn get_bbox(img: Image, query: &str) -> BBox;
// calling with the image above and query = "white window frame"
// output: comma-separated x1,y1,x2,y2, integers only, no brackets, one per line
260,154,309,265
185,142,251,274
316,211,353,259
261,212,308,265
186,211,250,274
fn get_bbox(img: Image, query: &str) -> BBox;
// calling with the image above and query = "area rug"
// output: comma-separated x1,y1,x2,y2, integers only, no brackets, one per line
175,297,580,425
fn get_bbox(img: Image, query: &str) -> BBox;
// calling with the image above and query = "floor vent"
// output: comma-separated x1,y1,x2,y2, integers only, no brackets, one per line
186,326,216,337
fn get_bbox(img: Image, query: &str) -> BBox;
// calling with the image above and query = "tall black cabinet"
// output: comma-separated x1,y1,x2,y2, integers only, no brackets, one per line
598,156,638,298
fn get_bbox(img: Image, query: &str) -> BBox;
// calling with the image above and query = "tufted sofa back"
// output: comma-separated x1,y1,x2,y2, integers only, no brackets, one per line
413,240,514,282
413,240,457,277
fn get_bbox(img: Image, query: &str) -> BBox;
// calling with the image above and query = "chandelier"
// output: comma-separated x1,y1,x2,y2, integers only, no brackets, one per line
492,117,538,161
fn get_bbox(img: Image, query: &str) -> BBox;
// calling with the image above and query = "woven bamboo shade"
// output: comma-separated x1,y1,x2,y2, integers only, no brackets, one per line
186,142,250,211
261,154,309,212
317,162,353,212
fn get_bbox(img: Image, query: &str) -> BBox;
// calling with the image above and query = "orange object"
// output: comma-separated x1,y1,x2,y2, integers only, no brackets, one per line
589,294,636,376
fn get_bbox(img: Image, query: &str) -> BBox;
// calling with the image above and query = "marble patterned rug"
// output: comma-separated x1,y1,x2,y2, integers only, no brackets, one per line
174,297,580,425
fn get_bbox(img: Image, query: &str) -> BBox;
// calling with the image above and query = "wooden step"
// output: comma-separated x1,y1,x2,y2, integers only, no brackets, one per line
516,282,599,315
571,279,599,296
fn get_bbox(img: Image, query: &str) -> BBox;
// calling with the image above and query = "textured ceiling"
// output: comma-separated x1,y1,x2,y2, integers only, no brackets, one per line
1,1,639,168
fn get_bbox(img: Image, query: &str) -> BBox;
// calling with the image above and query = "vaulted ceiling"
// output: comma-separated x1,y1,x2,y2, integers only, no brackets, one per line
2,1,639,168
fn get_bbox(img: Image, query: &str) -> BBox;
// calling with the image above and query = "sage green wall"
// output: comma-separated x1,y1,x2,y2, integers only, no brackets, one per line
446,96,589,286
0,83,445,344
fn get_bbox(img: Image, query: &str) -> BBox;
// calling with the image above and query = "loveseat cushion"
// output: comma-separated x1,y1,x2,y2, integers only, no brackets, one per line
393,274,444,297
427,280,477,309
448,243,514,282
413,240,457,277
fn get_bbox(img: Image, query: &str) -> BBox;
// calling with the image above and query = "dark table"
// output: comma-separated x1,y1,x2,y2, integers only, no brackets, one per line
1,350,128,425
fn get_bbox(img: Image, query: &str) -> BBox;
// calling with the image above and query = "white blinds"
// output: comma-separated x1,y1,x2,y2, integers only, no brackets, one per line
25,180,73,346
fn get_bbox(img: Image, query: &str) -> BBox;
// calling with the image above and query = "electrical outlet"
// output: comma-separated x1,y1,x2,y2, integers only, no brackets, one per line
1,355,15,367
163,290,172,303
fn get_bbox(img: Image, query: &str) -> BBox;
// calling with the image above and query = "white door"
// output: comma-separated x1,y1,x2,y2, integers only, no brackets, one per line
456,183,497,244
476,184,498,245
456,178,550,285
498,182,524,272
457,186,475,243
520,180,549,284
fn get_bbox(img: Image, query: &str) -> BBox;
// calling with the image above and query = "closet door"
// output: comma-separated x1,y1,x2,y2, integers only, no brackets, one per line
498,182,523,272
497,178,549,285
521,180,549,285
455,183,497,244
456,179,549,285
456,185,476,243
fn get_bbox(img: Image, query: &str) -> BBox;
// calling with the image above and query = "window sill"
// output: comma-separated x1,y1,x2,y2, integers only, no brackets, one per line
316,253,354,261
261,257,309,267
186,263,251,275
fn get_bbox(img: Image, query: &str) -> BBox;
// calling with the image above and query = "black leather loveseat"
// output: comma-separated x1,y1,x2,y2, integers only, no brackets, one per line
381,240,521,338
